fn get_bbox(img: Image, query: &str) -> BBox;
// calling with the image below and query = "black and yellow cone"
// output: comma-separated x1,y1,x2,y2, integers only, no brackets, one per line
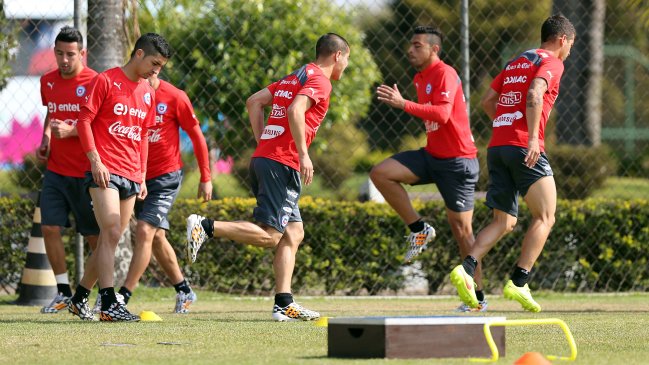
15,192,57,306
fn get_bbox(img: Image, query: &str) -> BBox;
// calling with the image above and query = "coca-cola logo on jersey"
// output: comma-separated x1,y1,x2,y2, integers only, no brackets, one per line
109,121,142,141
148,128,162,143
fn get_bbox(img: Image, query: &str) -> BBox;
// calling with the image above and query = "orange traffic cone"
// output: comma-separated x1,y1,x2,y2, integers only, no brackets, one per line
514,352,552,365
15,192,57,305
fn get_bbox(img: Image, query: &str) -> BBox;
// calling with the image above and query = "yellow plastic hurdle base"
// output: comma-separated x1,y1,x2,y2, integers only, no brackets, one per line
470,318,578,363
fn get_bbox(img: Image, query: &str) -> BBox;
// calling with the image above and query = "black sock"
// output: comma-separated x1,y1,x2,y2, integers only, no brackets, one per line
118,286,132,304
511,266,530,287
57,283,73,297
462,255,478,277
71,284,91,303
99,287,117,311
408,219,425,233
274,293,294,308
475,290,485,302
201,217,215,238
173,279,192,294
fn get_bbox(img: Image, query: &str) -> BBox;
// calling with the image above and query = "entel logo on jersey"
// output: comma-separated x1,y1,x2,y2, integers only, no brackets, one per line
498,91,522,106
274,90,293,99
503,76,527,85
76,85,86,97
48,102,80,113
260,125,285,140
157,102,168,115
113,103,147,119
143,93,151,106
269,104,286,119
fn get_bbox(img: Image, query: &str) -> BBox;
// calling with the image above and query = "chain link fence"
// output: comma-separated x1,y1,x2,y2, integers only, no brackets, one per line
1,0,648,294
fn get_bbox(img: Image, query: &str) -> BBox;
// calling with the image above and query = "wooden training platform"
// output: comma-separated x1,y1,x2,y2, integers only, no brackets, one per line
328,316,506,359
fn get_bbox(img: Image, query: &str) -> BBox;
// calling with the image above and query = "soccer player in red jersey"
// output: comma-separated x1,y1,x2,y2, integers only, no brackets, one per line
67,33,172,322
450,14,576,312
117,72,212,313
37,26,100,314
370,26,484,311
186,33,350,321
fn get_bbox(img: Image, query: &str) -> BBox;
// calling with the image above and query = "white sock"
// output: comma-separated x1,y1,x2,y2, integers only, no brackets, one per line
55,273,69,285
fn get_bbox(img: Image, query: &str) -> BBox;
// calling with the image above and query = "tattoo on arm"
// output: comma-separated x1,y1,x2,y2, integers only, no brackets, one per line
526,78,547,108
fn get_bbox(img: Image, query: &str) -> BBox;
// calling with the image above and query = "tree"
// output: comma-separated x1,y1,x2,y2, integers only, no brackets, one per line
87,0,126,72
138,0,380,188
0,1,17,90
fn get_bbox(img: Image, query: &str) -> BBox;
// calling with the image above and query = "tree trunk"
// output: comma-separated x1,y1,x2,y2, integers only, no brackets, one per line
553,0,606,146
86,0,131,286
87,0,125,72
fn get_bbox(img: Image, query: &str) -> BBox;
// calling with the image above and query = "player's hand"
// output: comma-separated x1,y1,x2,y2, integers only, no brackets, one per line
197,181,213,202
91,159,110,189
51,119,74,139
376,84,406,110
36,134,50,162
524,139,541,168
299,153,314,186
138,182,148,200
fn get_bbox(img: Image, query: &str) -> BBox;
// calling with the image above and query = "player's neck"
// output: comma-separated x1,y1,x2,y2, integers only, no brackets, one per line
539,42,560,57
121,62,142,82
314,62,332,80
59,66,83,80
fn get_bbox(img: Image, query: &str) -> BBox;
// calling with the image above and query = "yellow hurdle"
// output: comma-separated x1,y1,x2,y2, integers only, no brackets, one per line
470,318,578,363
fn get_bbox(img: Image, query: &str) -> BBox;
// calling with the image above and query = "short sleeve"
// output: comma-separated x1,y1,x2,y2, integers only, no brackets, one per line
431,67,459,104
490,71,504,94
297,75,331,105
536,58,564,92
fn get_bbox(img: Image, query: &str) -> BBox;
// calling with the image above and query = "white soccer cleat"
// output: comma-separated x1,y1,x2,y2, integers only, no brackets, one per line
186,214,208,264
272,302,320,322
404,223,436,262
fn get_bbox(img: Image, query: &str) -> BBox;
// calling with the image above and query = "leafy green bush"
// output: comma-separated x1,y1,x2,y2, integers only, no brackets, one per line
551,144,618,199
3,196,648,294
0,197,34,291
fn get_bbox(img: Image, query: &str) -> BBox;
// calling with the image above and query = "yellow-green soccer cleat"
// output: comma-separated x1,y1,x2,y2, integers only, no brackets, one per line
449,265,478,309
503,280,542,313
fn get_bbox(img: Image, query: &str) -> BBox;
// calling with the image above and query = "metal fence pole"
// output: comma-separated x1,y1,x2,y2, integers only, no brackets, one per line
460,0,470,116
73,0,84,285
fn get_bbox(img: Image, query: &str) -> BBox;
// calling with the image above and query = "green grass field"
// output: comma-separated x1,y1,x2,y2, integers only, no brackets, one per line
1,290,648,364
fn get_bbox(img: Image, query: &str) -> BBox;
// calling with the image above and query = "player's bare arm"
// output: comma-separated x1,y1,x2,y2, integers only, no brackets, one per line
288,94,314,185
246,88,273,143
86,150,110,189
376,84,406,110
37,111,52,161
480,88,499,121
524,77,548,168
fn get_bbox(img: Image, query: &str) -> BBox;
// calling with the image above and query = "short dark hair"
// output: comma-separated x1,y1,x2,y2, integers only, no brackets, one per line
130,33,173,59
315,33,349,59
414,25,444,47
541,14,576,42
55,26,83,49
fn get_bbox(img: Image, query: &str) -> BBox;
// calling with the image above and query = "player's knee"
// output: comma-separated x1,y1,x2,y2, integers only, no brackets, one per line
369,164,387,183
103,225,123,244
41,225,60,236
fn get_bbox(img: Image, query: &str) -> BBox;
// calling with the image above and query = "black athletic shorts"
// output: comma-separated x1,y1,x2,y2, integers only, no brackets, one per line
485,145,554,217
40,170,99,235
135,170,183,230
85,172,140,200
391,148,479,212
249,157,302,233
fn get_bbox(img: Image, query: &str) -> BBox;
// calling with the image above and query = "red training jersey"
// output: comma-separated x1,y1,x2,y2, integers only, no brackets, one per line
146,79,210,181
78,67,156,183
403,59,477,159
252,63,332,171
40,67,98,177
488,49,564,151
